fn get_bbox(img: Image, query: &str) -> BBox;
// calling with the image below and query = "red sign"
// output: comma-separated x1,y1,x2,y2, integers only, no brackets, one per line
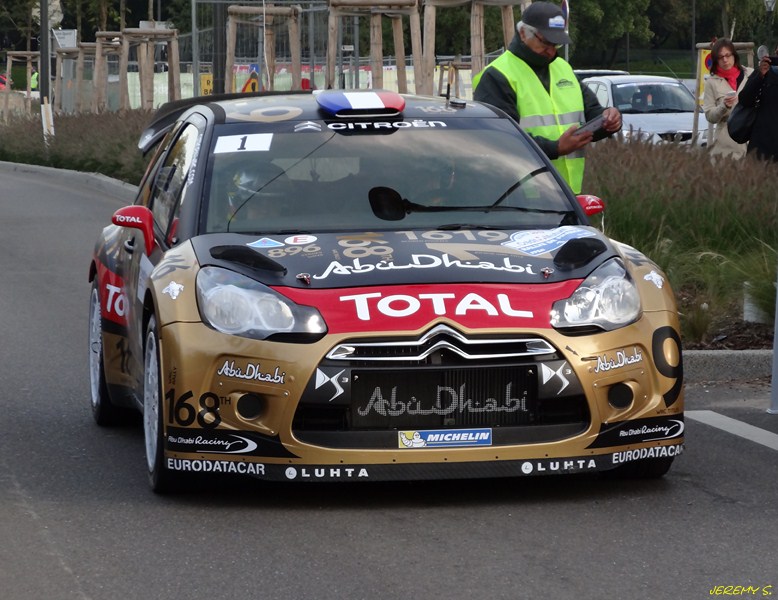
275,282,581,333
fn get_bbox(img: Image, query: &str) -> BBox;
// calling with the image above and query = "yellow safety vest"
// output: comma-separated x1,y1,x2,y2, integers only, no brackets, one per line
474,55,586,193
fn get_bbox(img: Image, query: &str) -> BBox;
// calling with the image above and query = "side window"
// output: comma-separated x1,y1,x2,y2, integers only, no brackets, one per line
149,122,202,244
591,83,609,108
135,122,184,209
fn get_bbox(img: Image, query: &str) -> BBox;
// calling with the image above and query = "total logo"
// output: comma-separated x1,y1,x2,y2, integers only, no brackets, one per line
114,214,143,225
339,290,533,322
284,466,369,480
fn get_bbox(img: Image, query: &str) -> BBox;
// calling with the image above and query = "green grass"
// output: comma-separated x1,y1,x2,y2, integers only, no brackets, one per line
0,110,775,344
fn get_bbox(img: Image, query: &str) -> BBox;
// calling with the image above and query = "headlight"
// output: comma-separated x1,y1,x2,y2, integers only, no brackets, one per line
550,258,641,331
196,266,326,341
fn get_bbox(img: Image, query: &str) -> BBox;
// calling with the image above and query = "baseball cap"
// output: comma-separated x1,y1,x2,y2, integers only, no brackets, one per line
521,2,571,46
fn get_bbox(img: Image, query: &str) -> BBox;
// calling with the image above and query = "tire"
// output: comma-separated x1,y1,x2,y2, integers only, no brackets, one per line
89,281,129,426
603,456,674,479
143,314,181,493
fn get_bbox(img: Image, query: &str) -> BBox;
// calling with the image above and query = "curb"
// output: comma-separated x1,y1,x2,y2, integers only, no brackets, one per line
684,349,773,385
4,162,773,385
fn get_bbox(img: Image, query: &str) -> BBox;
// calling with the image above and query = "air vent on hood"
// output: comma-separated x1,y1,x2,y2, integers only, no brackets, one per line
210,245,287,274
553,238,607,271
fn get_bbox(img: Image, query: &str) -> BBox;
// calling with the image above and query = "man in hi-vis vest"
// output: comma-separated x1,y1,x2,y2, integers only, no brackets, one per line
473,1,621,194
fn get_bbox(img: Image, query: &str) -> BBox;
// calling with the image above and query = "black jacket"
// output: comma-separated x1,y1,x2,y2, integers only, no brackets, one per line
473,34,611,159
739,66,778,161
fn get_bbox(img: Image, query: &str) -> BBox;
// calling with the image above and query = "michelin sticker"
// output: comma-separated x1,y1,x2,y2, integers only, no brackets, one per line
398,428,492,449
502,226,596,256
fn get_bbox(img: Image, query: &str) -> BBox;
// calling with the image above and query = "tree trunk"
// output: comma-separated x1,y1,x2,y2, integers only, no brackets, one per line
99,0,108,31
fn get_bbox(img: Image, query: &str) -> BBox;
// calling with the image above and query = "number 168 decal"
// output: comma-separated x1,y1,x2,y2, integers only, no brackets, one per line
166,389,222,428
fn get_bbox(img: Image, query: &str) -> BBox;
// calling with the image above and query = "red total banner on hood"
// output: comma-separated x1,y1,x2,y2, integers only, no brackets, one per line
275,282,582,334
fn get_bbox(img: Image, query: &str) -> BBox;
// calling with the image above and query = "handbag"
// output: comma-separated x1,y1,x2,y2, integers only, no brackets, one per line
727,102,756,144
727,83,763,144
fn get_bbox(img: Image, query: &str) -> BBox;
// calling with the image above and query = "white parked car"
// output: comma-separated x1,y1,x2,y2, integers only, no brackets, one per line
581,75,707,145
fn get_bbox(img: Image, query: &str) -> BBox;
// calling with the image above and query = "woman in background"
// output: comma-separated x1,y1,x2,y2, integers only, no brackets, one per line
703,38,752,159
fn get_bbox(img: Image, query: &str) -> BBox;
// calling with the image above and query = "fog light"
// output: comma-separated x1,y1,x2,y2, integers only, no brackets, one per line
237,394,265,419
608,382,634,409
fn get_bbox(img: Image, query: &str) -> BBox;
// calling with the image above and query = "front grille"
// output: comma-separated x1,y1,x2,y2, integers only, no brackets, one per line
657,131,693,142
291,325,590,447
327,324,556,365
351,365,534,429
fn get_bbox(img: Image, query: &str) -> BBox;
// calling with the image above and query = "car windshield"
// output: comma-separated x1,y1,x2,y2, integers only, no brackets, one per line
612,82,698,114
202,119,578,234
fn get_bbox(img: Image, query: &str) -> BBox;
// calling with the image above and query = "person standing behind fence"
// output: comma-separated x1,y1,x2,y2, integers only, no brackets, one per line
739,43,778,161
703,39,752,159
30,67,39,91
471,1,621,194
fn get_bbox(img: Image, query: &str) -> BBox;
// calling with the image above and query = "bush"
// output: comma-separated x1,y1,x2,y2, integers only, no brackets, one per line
1,110,775,343
0,109,151,184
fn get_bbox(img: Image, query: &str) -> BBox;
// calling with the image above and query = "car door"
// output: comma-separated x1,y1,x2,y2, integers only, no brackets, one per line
114,116,206,397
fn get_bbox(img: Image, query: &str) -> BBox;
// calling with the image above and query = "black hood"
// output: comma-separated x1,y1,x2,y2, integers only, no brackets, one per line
190,227,616,289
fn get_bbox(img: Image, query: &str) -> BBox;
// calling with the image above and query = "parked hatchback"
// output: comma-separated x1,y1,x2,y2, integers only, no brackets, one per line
581,74,706,145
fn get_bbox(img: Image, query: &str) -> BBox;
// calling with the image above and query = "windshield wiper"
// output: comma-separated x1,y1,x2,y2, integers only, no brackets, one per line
487,166,550,211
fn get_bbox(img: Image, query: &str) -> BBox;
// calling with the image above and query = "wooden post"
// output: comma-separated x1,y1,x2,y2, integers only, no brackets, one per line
168,36,181,101
3,55,10,122
408,8,422,94
225,13,237,93
391,16,407,92
119,35,130,110
370,13,384,89
54,51,64,112
265,20,276,90
470,2,484,77
288,11,302,90
327,11,339,89
501,6,515,50
76,46,85,112
422,3,436,95
93,37,106,112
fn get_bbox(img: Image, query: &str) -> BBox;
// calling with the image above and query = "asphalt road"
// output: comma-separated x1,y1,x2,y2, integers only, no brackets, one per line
1,164,777,600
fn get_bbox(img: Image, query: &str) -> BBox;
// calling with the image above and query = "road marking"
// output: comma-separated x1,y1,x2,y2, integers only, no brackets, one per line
686,410,778,451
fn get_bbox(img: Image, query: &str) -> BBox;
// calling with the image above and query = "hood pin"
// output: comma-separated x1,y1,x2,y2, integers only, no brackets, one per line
541,267,554,279
296,273,312,286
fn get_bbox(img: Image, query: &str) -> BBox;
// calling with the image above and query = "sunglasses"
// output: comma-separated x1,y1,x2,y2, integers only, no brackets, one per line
535,32,563,50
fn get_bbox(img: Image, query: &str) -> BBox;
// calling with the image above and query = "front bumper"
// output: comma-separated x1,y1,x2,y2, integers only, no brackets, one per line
157,312,684,481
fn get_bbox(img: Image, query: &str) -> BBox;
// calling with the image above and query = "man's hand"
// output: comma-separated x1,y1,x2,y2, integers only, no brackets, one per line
601,107,622,133
558,125,593,155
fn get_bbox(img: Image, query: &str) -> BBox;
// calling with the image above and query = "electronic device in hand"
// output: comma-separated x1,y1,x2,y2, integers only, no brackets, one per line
575,114,605,135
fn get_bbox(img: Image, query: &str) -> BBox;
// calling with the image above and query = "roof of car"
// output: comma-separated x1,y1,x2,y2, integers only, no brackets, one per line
139,89,502,153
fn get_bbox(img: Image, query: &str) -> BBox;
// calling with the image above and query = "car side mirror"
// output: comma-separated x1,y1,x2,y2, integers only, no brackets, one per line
112,205,155,255
576,194,605,217
369,186,406,221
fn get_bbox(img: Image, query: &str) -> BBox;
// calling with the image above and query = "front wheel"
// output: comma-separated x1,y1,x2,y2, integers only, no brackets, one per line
143,314,180,493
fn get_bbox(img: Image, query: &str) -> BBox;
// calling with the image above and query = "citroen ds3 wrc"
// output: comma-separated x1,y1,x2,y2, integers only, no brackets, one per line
88,89,684,492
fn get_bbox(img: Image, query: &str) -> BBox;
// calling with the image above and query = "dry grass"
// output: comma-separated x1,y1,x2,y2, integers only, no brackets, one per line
586,138,778,341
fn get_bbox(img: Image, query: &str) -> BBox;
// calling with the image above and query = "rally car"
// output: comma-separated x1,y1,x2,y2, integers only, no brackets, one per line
88,89,684,492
